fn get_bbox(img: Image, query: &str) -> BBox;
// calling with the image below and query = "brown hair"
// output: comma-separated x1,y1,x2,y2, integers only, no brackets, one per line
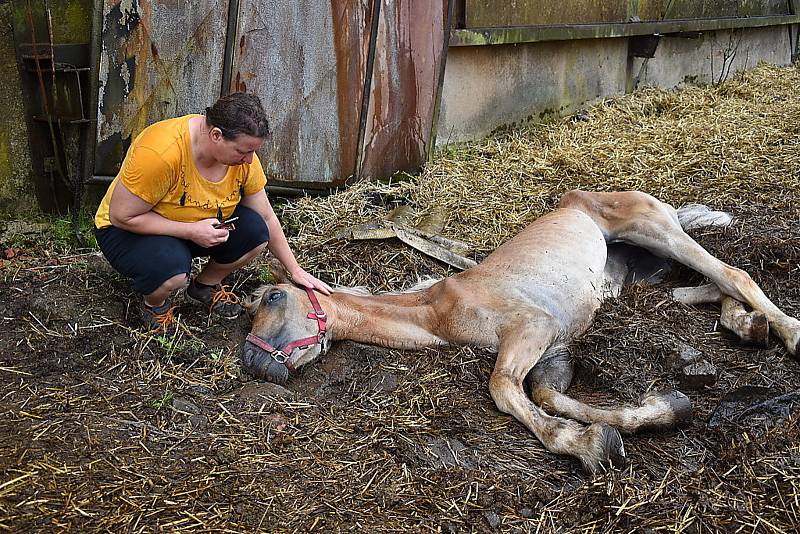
205,92,270,139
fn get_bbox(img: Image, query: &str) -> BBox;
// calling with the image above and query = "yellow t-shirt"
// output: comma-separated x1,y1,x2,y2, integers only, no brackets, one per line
94,115,267,229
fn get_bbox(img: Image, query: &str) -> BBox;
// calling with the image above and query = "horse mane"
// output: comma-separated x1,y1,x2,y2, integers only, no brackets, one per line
332,285,371,296
336,276,442,296
244,277,443,313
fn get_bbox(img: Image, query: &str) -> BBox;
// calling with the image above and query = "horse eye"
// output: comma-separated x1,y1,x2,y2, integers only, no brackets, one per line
267,290,284,304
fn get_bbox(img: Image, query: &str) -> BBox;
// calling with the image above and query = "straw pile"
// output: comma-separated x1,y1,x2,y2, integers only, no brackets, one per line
1,63,799,532
282,64,800,288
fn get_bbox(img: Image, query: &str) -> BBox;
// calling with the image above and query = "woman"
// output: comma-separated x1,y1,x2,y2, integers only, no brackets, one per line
94,92,331,330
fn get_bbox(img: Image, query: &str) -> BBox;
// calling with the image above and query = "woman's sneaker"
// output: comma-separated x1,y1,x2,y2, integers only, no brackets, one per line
141,300,177,331
186,279,243,319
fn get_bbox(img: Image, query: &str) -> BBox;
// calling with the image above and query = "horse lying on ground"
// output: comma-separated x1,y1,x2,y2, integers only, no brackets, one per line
240,190,800,472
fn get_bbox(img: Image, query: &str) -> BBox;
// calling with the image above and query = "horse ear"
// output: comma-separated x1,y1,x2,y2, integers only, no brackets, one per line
242,286,268,317
267,257,291,284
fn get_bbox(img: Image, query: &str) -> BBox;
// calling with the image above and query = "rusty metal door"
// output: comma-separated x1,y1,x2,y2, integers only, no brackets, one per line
93,0,450,187
94,0,230,176
233,0,449,186
231,0,374,187
360,0,449,180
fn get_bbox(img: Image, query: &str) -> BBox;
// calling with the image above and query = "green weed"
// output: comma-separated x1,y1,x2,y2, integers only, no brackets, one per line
153,330,205,360
150,389,174,409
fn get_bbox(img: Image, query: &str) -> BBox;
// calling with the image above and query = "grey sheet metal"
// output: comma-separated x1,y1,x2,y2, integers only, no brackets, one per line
232,0,373,187
359,0,449,180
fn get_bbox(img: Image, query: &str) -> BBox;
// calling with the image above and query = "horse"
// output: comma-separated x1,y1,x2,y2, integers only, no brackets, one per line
240,190,800,472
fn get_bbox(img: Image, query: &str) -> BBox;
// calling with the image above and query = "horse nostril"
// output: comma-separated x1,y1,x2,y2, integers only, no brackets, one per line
240,343,289,384
264,358,289,384
241,347,258,369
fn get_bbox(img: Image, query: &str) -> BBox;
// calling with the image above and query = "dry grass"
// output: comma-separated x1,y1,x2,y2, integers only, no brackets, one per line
283,63,800,286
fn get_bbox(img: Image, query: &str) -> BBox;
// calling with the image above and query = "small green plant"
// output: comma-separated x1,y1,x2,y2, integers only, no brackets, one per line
153,329,205,360
257,266,276,284
150,389,174,409
208,348,226,362
50,212,98,251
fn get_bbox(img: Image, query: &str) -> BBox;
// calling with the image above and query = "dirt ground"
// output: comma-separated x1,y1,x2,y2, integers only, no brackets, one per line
0,199,798,533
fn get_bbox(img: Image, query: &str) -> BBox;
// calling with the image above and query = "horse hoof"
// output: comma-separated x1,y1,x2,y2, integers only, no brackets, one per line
746,312,769,347
641,390,693,428
526,346,574,393
580,423,626,473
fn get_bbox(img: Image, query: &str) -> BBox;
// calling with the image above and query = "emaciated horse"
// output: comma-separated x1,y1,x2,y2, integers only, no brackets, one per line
240,190,800,472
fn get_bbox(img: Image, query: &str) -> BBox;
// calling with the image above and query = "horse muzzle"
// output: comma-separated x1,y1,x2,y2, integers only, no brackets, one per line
240,339,291,385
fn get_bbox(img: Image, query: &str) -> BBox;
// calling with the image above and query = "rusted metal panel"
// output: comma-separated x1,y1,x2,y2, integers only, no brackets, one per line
94,0,229,176
360,0,448,180
233,0,373,187
464,1,627,28
464,1,789,28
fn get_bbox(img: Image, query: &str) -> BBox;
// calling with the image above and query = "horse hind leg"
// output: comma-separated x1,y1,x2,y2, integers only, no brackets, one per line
721,297,770,347
673,283,723,306
595,191,800,357
674,283,769,347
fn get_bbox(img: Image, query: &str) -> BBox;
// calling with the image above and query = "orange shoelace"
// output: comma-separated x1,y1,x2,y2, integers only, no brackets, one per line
210,284,240,311
151,305,177,328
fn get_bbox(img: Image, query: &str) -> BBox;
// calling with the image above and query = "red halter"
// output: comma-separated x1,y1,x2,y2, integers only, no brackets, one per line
245,287,328,371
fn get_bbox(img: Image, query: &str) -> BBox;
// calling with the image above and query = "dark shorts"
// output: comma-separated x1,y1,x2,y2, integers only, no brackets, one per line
95,204,270,295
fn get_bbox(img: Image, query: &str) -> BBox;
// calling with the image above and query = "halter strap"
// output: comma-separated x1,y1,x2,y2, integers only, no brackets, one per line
245,287,328,371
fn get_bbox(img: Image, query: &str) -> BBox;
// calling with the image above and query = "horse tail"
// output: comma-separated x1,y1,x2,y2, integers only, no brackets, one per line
676,204,733,231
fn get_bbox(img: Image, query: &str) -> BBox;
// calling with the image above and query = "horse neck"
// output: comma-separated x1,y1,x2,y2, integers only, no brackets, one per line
325,290,445,350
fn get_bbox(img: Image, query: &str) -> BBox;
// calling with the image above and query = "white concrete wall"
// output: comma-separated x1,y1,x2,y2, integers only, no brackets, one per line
634,26,794,88
437,25,797,146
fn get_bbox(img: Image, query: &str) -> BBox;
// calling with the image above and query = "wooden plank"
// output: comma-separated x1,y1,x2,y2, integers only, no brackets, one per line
465,0,626,27
464,1,789,28
451,14,800,46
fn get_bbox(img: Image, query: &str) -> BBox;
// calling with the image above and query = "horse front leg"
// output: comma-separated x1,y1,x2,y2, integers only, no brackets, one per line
527,348,692,435
674,283,770,347
489,316,625,473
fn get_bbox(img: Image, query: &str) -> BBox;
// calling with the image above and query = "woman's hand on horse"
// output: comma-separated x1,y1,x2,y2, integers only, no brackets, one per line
289,266,332,295
190,218,230,248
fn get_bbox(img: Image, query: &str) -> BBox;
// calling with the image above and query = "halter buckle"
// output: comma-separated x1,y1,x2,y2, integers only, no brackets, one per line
271,349,289,364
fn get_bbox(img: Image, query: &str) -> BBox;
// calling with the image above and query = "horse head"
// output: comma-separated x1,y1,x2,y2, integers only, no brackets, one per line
241,283,330,384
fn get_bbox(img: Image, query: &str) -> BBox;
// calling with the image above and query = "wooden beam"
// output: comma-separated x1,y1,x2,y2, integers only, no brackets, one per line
450,15,800,46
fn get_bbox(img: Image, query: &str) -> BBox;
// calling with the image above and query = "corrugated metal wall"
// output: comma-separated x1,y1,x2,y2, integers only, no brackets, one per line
232,0,372,187
361,0,448,180
93,0,448,188
94,0,230,176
